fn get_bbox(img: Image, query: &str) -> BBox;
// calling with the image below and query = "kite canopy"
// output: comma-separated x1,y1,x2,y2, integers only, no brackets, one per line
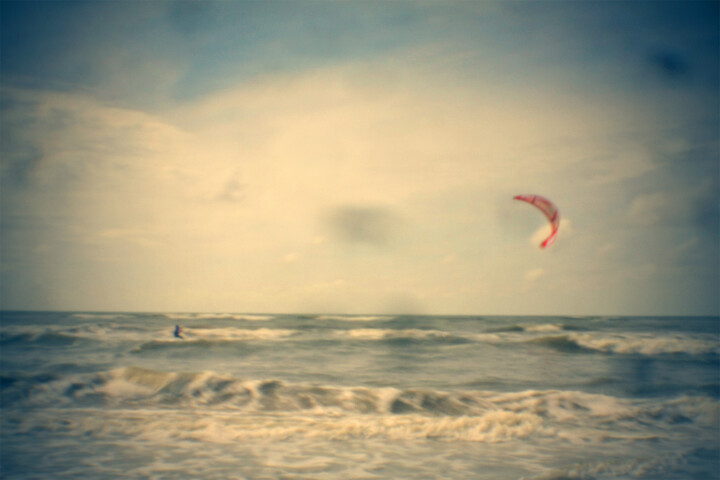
513,194,560,248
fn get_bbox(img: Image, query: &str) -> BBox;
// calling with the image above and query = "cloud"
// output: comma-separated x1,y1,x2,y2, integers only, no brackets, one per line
310,235,327,245
2,64,711,314
216,174,245,202
166,0,215,36
324,205,402,247
1,1,717,315
307,279,349,292
524,268,545,282
281,252,300,263
627,180,718,232
648,50,691,79
627,192,676,226
89,228,162,248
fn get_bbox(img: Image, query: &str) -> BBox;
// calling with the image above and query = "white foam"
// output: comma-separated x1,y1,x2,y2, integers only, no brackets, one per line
316,315,396,322
108,408,548,444
71,313,129,320
488,389,633,423
198,313,274,321
339,328,455,341
185,327,296,341
1,323,152,343
102,373,159,399
162,313,197,321
19,365,720,449
337,328,500,345
569,332,720,355
162,313,275,322
0,324,53,340
235,315,274,322
524,324,564,333
14,366,720,465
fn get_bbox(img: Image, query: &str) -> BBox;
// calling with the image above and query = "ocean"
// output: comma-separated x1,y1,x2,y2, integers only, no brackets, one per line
1,312,718,479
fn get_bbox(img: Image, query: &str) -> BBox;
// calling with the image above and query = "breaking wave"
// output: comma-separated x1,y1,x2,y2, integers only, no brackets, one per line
1,325,298,348
316,315,397,322
5,367,717,440
486,323,583,334
529,333,720,356
162,313,276,322
179,327,297,341
335,328,493,345
3,323,716,357
71,313,132,321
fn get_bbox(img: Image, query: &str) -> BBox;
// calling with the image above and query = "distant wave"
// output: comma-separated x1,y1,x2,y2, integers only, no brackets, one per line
335,328,495,345
132,327,298,352
486,323,582,334
5,321,716,357
525,335,595,353
528,333,720,356
184,327,296,341
0,325,119,345
71,313,131,320
316,315,397,322
5,366,717,444
0,324,297,348
0,328,77,346
162,313,275,322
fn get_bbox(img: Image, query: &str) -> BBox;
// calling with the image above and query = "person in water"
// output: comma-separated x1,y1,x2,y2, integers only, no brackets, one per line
174,324,184,339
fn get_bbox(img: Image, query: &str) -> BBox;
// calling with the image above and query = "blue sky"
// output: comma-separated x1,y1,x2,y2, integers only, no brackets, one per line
1,1,718,315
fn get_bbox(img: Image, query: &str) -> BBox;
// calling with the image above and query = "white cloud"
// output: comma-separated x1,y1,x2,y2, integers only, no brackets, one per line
306,279,350,293
310,235,327,245
597,243,616,256
627,180,716,227
88,228,163,248
627,192,675,226
281,252,300,263
524,268,546,282
442,254,458,264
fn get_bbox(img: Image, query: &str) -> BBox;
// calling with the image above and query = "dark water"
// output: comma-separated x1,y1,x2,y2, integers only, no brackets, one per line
1,312,718,479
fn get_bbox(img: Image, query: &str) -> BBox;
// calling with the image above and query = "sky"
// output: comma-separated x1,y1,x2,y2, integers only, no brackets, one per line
1,0,718,316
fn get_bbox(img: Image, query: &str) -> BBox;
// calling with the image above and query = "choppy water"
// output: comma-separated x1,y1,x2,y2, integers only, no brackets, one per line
1,312,718,479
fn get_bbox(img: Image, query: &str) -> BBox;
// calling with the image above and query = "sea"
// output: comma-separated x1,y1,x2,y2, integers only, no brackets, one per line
1,312,718,479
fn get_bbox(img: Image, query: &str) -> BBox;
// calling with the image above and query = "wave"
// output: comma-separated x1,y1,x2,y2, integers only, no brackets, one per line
118,405,548,444
162,313,275,322
315,315,397,322
0,324,141,345
3,323,127,339
4,367,718,448
181,327,296,341
9,366,717,422
0,329,79,347
333,327,718,355
529,333,720,356
486,323,581,334
5,321,716,357
71,313,131,320
335,328,494,345
132,327,299,352
0,324,299,348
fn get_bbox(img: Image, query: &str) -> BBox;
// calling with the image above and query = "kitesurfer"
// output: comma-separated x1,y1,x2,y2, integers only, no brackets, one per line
174,324,184,339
